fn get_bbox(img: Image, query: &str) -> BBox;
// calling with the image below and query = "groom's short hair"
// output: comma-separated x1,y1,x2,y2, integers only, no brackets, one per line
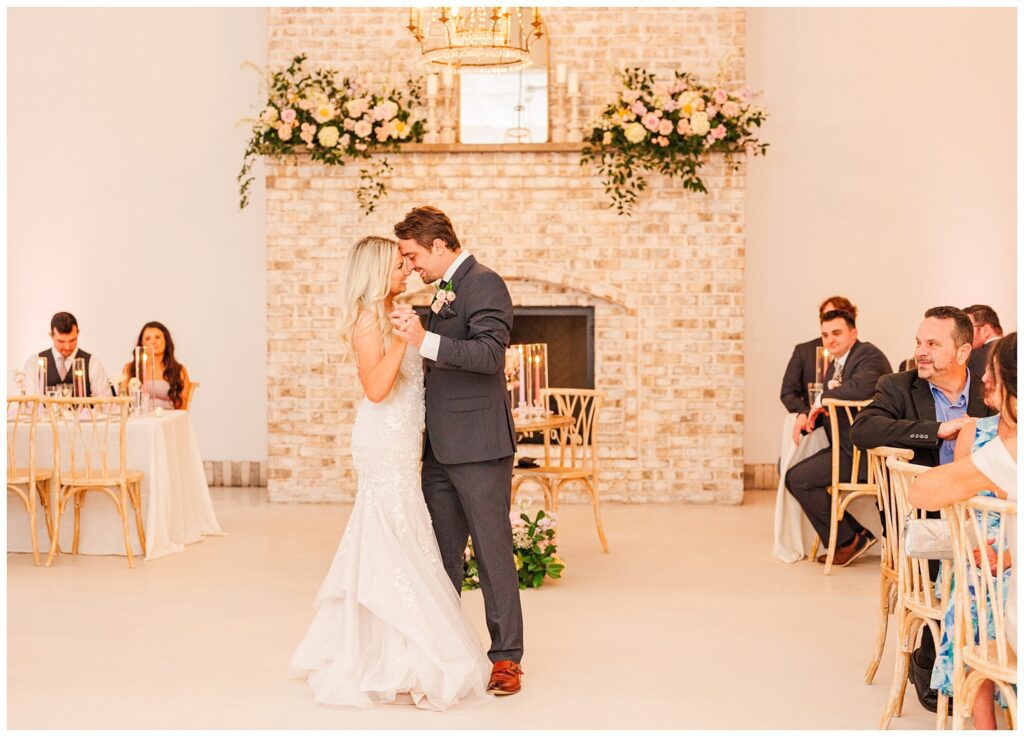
394,206,461,252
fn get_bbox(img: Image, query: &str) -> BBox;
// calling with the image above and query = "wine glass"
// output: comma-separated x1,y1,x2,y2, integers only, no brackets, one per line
807,382,824,409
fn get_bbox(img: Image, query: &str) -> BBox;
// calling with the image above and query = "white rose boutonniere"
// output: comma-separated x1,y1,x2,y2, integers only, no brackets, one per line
431,282,456,319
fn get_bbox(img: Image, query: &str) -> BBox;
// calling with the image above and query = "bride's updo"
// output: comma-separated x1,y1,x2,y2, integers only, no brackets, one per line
338,236,399,356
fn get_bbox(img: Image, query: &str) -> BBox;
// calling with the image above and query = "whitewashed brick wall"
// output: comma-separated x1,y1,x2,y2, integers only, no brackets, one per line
266,8,746,503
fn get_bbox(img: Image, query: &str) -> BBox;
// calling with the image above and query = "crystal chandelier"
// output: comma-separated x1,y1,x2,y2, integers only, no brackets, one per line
406,7,545,73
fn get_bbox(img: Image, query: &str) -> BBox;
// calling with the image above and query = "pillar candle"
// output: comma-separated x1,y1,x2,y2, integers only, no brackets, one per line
134,346,141,382
556,63,567,85
517,347,526,408
534,355,542,406
567,71,579,95
37,356,46,396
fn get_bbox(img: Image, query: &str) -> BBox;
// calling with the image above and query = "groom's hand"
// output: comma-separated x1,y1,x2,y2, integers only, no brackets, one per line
390,305,425,348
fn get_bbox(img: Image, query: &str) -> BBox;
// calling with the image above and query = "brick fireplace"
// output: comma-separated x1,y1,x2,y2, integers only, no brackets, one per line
265,7,746,504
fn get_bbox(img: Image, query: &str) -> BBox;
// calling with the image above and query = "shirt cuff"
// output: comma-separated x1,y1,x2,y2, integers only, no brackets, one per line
419,331,440,362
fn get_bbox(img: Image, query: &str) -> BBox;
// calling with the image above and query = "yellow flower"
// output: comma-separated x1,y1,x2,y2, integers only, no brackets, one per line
514,552,523,571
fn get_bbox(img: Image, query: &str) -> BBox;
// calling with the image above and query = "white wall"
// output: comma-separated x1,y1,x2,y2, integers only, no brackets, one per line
8,8,268,460
744,8,1016,463
8,8,1016,469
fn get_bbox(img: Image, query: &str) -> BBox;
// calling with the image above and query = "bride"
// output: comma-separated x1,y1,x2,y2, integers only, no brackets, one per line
289,236,492,710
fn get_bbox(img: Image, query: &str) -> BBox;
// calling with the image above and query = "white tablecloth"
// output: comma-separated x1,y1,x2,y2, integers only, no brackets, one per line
772,413,881,563
8,410,223,561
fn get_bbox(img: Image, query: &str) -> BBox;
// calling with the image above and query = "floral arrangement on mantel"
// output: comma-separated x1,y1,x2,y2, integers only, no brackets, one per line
580,67,769,216
237,54,425,214
463,497,564,591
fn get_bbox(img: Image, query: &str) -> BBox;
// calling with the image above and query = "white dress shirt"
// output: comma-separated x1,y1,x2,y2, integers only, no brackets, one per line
419,251,472,363
22,347,112,397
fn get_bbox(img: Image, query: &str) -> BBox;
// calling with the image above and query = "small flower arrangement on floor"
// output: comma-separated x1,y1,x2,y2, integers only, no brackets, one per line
463,497,564,591
580,67,769,216
238,54,425,214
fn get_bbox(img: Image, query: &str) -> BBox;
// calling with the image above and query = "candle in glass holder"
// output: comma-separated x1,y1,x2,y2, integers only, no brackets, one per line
134,346,142,384
37,356,47,396
517,346,526,409
72,357,86,397
533,355,542,408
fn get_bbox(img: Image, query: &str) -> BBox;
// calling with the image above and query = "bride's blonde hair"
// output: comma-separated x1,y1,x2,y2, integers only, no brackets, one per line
338,236,399,358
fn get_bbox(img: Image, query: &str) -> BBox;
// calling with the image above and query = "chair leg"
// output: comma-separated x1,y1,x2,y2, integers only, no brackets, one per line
131,481,146,554
864,576,893,684
37,479,55,544
46,490,67,567
587,479,609,553
880,609,910,728
27,484,40,566
936,692,949,730
119,484,135,568
72,492,83,555
809,535,820,561
823,489,839,575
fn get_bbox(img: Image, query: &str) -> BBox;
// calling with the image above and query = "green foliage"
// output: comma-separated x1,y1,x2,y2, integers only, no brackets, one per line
463,506,564,592
580,67,769,216
238,54,425,214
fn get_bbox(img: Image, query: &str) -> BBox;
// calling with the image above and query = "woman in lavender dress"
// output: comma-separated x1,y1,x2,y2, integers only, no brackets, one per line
120,321,191,409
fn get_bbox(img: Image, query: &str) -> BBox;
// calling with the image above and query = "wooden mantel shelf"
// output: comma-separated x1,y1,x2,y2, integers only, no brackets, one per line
397,142,584,153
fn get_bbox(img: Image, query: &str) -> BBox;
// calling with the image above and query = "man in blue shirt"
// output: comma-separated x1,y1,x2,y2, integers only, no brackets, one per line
852,305,994,714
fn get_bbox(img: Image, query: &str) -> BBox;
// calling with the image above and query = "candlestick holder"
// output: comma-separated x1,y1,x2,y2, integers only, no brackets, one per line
439,86,456,144
509,343,549,421
550,81,567,143
424,94,439,144
567,88,583,143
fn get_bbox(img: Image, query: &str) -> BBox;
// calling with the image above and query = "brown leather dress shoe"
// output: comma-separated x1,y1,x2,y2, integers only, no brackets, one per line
817,530,876,566
487,660,523,695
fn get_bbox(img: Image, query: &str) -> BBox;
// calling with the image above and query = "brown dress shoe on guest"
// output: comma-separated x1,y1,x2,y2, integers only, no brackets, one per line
487,660,523,695
817,530,876,567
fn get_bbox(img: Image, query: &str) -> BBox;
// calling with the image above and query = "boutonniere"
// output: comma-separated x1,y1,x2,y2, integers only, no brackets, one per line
430,282,457,319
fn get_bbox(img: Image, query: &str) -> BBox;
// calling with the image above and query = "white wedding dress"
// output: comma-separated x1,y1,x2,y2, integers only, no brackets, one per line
289,343,491,710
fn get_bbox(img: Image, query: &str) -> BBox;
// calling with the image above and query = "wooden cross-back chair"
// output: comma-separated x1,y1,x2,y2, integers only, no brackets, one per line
811,398,877,574
864,446,915,685
45,396,146,568
512,388,609,553
947,494,1016,729
879,458,951,730
7,396,56,565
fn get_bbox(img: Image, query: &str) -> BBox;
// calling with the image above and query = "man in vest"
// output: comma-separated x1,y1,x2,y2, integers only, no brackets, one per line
22,312,111,397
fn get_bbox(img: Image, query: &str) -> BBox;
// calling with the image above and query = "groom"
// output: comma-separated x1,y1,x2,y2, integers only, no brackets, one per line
389,205,524,696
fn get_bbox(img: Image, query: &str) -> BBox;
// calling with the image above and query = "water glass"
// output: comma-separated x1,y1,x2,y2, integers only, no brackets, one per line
807,382,824,408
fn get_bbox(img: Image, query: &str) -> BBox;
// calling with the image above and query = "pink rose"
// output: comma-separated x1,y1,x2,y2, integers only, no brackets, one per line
430,300,443,314
713,88,728,105
343,117,356,131
642,112,661,132
354,142,367,151
706,105,717,119
631,100,647,116
299,122,317,145
712,124,727,140
721,101,740,118
622,89,641,104
281,108,297,124
277,124,293,141
663,99,678,112
676,119,691,136
445,290,456,303
656,136,669,147
658,118,673,136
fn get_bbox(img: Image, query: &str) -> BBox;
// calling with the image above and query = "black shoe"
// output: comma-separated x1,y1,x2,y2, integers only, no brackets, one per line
910,646,953,715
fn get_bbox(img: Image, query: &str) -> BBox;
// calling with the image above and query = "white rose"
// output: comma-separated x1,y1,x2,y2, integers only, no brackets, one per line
689,111,710,136
353,119,373,138
623,121,646,144
316,125,339,147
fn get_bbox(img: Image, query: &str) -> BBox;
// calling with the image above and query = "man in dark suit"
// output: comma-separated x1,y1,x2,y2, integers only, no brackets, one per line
780,295,858,445
964,304,1003,382
851,305,994,713
785,309,892,566
390,205,524,696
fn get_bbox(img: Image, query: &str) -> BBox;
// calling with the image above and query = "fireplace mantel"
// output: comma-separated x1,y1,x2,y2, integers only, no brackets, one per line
398,142,584,154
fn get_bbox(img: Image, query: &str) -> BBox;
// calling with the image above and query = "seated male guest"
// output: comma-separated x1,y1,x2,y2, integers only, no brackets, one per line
785,308,891,566
964,304,1004,381
22,311,111,397
780,295,858,432
851,305,994,712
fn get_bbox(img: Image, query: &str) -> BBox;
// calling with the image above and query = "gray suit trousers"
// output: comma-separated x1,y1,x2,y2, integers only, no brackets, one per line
422,437,524,664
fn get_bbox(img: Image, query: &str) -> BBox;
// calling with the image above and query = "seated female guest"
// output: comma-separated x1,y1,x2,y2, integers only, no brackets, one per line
120,321,191,410
909,332,1017,730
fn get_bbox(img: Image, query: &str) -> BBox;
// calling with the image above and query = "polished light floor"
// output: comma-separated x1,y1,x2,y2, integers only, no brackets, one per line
8,488,943,729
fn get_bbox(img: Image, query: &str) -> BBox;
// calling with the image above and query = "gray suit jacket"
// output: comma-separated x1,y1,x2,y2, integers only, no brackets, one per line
424,255,517,465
